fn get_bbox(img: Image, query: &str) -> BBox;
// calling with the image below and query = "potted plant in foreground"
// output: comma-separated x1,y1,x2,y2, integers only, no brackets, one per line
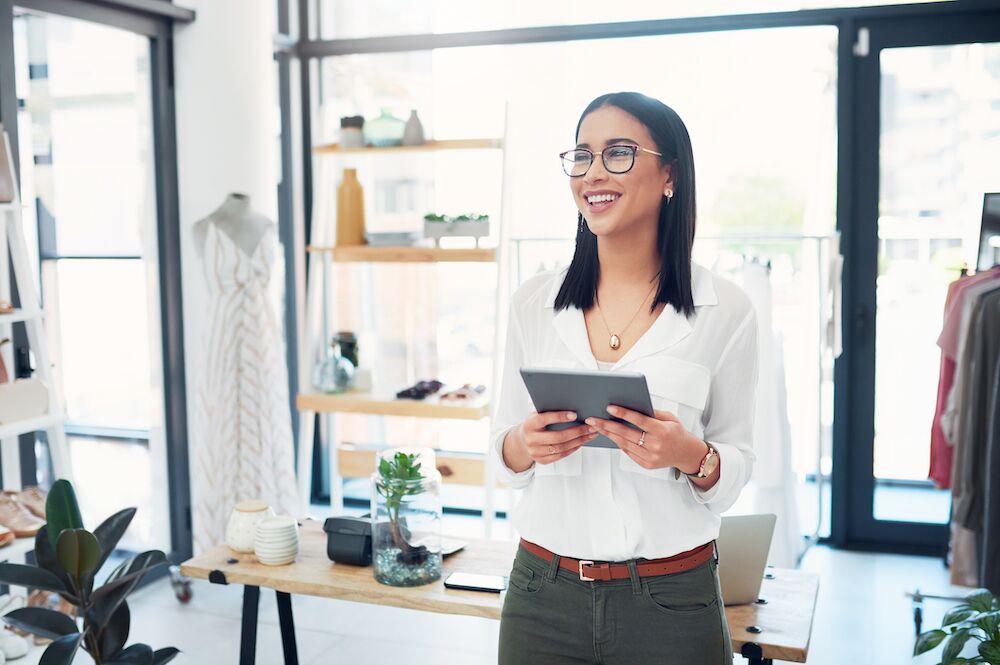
914,588,1000,664
0,479,179,664
371,449,443,587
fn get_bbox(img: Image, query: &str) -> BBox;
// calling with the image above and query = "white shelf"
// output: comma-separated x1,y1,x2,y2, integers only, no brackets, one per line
0,413,66,440
0,309,43,325
0,536,35,562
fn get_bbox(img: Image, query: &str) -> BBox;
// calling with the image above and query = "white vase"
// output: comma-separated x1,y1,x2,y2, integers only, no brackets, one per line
403,110,425,146
225,500,274,553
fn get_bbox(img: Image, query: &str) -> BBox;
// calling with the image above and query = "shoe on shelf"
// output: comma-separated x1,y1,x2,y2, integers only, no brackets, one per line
4,487,46,520
0,495,44,538
0,631,26,660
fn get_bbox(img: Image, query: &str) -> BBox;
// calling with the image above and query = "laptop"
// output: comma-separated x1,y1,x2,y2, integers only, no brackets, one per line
716,513,777,606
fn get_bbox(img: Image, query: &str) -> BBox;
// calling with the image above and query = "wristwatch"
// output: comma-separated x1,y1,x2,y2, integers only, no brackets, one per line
685,443,719,479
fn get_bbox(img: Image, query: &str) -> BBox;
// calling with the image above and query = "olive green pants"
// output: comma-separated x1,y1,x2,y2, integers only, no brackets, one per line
499,543,733,664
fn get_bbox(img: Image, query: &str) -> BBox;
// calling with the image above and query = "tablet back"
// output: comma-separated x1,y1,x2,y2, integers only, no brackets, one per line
519,367,654,449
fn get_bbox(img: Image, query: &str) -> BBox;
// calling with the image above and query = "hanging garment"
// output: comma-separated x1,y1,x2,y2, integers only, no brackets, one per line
929,278,964,488
953,288,1000,531
736,262,801,568
191,221,299,552
980,354,1000,594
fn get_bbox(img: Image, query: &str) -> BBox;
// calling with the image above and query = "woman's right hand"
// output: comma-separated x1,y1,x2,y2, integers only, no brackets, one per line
504,411,597,471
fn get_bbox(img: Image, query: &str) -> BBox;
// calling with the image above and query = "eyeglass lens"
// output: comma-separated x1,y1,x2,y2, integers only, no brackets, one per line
561,145,636,176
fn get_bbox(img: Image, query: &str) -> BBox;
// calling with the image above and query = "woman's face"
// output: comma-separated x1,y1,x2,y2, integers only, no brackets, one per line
570,105,672,238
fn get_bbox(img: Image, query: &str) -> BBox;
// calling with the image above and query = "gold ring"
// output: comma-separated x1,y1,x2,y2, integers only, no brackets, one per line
638,431,646,447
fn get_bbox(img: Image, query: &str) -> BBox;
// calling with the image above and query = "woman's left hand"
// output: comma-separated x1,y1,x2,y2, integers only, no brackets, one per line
586,405,705,472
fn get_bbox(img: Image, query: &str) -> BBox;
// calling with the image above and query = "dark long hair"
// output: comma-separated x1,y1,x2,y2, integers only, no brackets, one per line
553,91,697,318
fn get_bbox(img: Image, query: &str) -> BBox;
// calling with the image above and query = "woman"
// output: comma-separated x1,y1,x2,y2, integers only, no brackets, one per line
490,91,758,665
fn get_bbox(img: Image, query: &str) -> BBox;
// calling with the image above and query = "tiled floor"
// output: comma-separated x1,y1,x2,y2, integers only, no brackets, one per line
8,532,977,665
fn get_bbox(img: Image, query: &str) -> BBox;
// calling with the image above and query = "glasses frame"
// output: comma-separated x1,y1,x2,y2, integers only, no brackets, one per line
559,144,664,177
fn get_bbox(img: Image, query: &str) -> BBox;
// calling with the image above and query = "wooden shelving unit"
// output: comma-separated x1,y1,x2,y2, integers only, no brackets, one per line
313,138,502,155
297,121,511,537
296,391,489,421
307,245,496,263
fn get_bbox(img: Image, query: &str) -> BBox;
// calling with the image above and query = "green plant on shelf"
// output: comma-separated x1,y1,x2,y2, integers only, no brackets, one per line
423,212,489,223
913,588,1000,664
376,451,429,566
0,479,178,665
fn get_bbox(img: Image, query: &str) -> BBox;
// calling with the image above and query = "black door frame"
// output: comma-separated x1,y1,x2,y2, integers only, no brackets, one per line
0,0,196,562
834,9,1000,555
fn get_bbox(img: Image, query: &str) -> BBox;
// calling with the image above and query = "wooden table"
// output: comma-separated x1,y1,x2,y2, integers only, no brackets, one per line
181,521,817,664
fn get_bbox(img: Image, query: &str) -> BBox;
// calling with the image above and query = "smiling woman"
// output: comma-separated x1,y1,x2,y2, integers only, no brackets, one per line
491,92,758,665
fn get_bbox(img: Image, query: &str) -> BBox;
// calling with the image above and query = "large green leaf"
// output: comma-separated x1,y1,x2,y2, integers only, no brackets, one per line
90,551,167,627
975,611,1000,642
56,529,101,581
945,606,978,627
93,508,136,573
943,629,973,662
3,607,78,640
45,480,84,550
38,632,82,665
105,643,154,665
34,527,77,596
915,629,948,655
967,590,997,613
152,647,181,664
98,600,131,659
979,640,1000,663
0,563,69,595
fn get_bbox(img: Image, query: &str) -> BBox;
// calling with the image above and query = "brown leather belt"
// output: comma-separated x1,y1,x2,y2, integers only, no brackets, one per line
519,538,714,582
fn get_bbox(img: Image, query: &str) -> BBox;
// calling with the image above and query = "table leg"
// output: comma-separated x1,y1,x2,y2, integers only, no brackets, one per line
276,591,299,665
240,586,260,665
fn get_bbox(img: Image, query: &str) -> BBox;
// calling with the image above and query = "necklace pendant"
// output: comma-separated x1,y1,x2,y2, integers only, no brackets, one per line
609,334,621,350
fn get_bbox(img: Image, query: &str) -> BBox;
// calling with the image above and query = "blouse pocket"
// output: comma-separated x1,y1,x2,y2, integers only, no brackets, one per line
617,356,712,481
527,358,584,478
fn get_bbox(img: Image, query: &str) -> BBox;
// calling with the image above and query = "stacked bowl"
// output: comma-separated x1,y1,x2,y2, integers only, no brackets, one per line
254,516,299,566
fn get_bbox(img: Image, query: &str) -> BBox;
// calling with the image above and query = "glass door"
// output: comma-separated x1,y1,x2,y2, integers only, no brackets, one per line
10,7,172,554
843,12,1000,552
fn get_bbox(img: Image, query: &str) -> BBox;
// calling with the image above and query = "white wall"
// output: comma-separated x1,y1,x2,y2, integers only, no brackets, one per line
172,1,279,533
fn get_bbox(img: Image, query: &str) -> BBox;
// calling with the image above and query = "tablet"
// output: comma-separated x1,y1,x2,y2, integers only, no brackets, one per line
519,367,654,449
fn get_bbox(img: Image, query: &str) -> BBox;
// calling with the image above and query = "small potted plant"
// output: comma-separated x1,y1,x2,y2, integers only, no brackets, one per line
913,588,1000,664
371,448,442,587
422,212,490,246
0,479,178,664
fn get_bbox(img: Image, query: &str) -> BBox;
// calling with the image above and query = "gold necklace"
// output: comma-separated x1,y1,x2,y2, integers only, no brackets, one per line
596,281,658,350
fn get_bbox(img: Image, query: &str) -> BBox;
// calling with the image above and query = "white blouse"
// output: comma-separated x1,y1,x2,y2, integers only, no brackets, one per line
490,262,759,561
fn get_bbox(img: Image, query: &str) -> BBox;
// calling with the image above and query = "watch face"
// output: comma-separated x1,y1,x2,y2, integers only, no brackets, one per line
701,449,720,477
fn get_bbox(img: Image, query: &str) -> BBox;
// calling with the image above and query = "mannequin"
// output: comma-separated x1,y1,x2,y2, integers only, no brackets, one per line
192,192,272,259
189,192,299,551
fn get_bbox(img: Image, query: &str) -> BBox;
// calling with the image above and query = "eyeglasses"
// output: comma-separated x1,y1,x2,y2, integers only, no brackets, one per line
559,144,663,177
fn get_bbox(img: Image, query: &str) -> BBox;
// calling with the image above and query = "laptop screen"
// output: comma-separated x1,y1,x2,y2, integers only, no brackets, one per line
978,193,1000,272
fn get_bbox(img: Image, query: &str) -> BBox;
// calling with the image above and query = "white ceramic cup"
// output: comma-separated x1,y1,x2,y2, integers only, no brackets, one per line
225,501,274,553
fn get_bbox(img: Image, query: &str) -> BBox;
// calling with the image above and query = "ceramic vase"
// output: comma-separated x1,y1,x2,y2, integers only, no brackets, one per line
225,500,275,553
335,168,366,247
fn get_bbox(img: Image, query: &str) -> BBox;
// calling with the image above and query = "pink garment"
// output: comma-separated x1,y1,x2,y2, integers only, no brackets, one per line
938,267,1000,359
931,267,1000,488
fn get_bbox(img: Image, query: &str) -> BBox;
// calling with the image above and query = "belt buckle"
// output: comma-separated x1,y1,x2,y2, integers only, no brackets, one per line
578,560,595,582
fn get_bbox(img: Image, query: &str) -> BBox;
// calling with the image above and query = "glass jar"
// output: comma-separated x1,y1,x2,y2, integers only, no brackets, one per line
364,108,405,147
312,341,355,393
371,447,442,587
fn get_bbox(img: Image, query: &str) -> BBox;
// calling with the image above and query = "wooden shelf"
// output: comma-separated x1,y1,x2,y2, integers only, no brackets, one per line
297,391,489,420
0,308,43,325
338,445,494,487
313,138,502,155
307,245,496,263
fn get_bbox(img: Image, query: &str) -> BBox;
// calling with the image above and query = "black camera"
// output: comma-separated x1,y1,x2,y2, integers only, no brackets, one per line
322,516,372,566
